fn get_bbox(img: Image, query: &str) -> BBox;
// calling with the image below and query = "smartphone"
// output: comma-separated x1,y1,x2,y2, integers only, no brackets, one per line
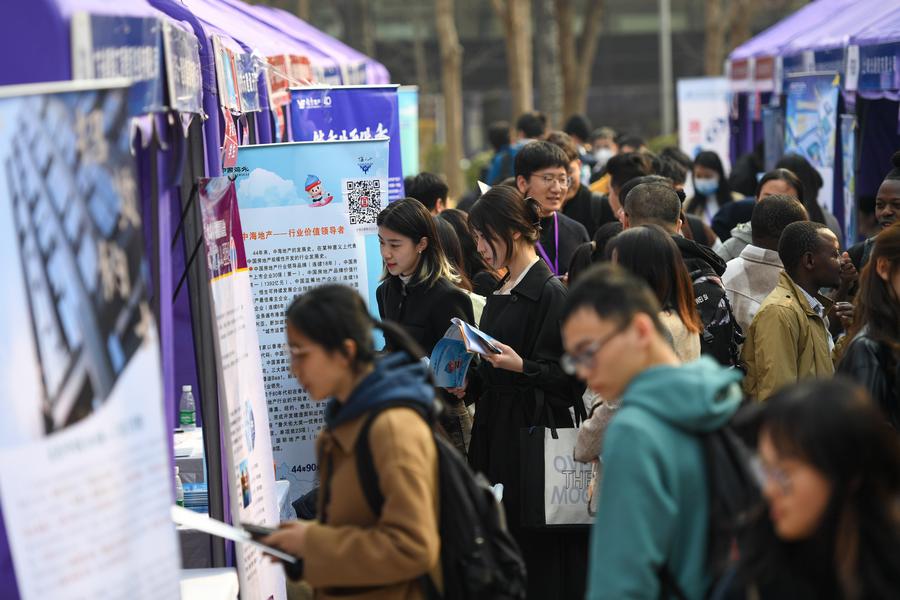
242,522,277,541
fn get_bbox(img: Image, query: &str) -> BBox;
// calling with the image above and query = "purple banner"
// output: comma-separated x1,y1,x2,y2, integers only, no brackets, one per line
289,86,405,200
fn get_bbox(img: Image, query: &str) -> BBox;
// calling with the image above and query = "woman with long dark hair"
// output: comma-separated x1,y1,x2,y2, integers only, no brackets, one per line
685,150,735,224
376,198,474,453
606,224,703,362
776,154,844,247
262,285,441,598
433,215,486,324
464,185,586,599
727,378,900,599
438,208,499,296
838,222,900,427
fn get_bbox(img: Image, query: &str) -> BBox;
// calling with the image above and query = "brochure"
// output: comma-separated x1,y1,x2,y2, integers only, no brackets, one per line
429,318,501,388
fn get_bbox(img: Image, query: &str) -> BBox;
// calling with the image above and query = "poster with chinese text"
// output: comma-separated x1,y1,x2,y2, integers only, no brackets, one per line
676,77,731,172
198,178,285,600
232,139,389,502
0,80,179,599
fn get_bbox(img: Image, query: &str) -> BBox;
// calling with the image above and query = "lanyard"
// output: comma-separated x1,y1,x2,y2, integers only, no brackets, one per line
536,212,559,276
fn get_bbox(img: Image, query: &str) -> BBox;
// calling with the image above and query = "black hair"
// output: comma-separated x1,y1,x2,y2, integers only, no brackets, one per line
659,146,693,171
755,168,804,201
563,263,666,336
778,220,832,272
776,154,827,225
750,194,808,245
606,152,653,191
513,140,569,180
739,378,900,599
488,120,511,152
468,186,541,264
624,182,683,227
285,284,426,370
687,150,733,213
617,135,646,150
606,225,703,333
376,197,458,288
405,172,449,212
438,208,494,283
654,155,689,186
545,131,580,163
619,174,674,205
433,215,472,291
515,111,547,139
563,114,592,143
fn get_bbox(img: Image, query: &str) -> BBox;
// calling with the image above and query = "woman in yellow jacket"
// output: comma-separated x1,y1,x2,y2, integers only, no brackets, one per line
264,284,441,600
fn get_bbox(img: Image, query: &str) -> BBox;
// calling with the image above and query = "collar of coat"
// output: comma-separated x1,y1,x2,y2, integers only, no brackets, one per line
499,257,554,301
775,271,834,319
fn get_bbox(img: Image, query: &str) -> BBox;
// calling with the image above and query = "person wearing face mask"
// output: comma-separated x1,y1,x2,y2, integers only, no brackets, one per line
722,378,900,599
514,141,589,278
546,131,609,238
588,126,617,188
685,151,737,225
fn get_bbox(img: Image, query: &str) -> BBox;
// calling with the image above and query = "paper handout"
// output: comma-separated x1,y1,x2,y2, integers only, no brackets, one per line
429,318,502,388
171,505,297,564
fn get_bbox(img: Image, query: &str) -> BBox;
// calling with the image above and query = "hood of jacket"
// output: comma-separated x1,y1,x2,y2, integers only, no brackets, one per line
324,352,434,430
621,356,743,433
673,234,728,276
729,221,753,244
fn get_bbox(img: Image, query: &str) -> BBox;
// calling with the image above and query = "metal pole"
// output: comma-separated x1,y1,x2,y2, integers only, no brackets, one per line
659,0,674,135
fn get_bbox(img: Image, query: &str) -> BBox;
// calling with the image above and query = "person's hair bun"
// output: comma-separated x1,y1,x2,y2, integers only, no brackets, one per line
524,196,543,232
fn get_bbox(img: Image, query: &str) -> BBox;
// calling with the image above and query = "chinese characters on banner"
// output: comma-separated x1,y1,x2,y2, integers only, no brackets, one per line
198,178,286,600
289,86,405,200
232,139,389,503
0,82,179,599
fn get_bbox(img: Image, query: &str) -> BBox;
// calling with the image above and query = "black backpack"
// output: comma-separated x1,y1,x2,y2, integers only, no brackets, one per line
355,401,527,600
689,267,745,369
661,411,760,599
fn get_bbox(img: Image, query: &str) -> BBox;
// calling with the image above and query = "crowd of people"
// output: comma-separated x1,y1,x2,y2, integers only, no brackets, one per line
262,113,900,599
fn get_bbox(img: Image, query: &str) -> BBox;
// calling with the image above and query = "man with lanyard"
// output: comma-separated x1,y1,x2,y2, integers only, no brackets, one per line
514,141,589,279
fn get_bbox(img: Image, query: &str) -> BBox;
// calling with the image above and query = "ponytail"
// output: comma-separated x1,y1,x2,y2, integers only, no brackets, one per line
371,317,426,360
469,186,542,264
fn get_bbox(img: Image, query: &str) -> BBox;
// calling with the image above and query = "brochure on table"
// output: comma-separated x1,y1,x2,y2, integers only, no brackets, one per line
0,80,179,599
232,138,389,504
199,177,286,600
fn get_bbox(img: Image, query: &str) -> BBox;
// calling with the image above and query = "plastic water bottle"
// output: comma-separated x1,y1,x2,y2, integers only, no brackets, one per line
179,385,196,430
175,466,185,507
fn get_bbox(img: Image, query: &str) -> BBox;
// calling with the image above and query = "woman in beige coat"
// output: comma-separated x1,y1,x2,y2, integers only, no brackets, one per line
264,285,441,600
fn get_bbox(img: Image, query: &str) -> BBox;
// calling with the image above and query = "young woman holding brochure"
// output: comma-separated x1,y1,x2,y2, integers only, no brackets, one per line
463,186,587,599
375,197,474,454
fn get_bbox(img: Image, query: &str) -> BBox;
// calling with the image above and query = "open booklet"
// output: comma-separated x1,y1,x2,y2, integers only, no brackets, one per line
171,505,297,564
429,318,501,388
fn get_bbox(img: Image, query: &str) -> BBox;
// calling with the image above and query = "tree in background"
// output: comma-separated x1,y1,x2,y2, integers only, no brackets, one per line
491,0,534,121
536,0,563,127
435,0,465,199
556,0,604,118
704,0,799,76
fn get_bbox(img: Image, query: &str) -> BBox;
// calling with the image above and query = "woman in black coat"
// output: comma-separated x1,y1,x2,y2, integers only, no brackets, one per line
375,198,475,453
463,186,587,600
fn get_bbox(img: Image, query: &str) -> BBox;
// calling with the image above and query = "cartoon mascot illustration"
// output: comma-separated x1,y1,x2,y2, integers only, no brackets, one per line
304,174,334,207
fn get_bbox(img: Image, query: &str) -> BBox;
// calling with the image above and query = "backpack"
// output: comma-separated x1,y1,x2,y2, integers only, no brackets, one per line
689,268,745,369
355,401,528,600
660,410,760,599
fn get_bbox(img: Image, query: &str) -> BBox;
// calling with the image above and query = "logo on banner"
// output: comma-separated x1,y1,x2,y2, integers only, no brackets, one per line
296,95,332,110
357,155,374,174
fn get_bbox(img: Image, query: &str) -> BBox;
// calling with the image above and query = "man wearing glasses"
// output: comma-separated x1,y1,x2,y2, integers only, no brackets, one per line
560,263,743,600
514,140,589,279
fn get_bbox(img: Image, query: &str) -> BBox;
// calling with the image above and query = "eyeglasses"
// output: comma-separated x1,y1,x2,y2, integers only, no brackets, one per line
560,326,625,375
749,455,792,494
531,173,572,188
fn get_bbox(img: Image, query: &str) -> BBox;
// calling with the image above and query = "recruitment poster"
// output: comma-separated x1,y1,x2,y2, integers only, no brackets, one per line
289,85,405,200
676,77,731,171
840,115,857,245
784,73,840,213
232,139,389,502
0,81,179,599
199,178,286,600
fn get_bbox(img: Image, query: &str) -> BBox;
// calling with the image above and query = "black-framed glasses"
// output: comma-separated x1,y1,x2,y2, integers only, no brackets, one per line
749,455,791,494
530,173,571,188
560,326,625,375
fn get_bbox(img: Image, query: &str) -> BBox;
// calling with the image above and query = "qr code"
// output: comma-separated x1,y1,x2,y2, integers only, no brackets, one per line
343,179,383,225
